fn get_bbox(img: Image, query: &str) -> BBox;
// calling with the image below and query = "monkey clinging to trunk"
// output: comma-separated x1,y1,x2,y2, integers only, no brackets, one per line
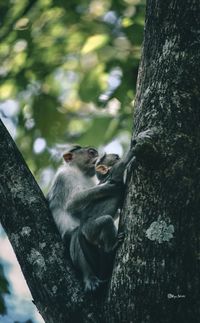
69,149,136,292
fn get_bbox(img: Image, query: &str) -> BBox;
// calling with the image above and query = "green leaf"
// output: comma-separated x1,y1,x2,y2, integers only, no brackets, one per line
81,34,109,54
77,116,113,146
79,65,107,102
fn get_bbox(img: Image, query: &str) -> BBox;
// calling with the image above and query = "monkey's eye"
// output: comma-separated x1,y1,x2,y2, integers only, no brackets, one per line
88,148,98,157
115,154,120,160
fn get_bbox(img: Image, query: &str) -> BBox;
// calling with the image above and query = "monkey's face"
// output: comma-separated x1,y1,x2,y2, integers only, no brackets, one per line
95,153,120,181
77,147,99,176
63,146,98,176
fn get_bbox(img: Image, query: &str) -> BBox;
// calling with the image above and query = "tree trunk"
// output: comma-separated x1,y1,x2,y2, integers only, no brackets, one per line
1,0,200,322
107,0,200,322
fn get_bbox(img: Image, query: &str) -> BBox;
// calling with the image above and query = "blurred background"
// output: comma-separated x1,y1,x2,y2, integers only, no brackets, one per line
0,0,145,321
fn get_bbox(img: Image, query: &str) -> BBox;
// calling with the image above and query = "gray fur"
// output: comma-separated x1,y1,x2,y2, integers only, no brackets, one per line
69,148,136,292
47,146,98,238
47,145,135,292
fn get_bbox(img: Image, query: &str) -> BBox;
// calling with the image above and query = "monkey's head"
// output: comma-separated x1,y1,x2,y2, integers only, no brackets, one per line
63,145,98,176
95,153,120,181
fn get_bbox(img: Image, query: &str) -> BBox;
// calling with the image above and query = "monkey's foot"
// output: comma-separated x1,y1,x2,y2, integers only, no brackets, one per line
111,232,125,251
117,232,125,243
84,276,102,293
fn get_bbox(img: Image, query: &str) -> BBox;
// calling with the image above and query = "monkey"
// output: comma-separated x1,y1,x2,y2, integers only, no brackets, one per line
47,129,154,243
47,130,154,292
69,148,136,292
47,145,121,245
46,144,135,292
47,145,99,240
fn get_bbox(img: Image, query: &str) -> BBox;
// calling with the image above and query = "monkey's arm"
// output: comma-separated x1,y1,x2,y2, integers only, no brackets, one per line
66,182,122,214
110,147,136,183
110,128,159,183
47,170,71,210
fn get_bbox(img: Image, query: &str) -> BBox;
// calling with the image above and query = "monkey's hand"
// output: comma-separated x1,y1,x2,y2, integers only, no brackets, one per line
132,128,162,169
84,276,105,293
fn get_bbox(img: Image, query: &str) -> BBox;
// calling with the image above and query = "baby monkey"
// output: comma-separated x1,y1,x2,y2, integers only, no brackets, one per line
69,149,135,292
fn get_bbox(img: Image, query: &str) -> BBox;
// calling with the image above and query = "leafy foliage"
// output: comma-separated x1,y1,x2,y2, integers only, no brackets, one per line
0,0,145,184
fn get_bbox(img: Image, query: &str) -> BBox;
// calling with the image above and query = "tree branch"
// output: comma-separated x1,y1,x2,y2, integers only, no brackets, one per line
0,119,103,323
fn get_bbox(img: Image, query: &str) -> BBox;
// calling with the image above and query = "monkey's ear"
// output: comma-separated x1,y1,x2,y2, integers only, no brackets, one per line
63,152,73,162
95,165,110,175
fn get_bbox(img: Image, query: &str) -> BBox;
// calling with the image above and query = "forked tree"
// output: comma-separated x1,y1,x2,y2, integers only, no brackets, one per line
0,0,199,322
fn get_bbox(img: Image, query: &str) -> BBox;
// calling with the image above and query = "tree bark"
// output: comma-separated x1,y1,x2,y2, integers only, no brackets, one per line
0,119,103,323
107,0,200,322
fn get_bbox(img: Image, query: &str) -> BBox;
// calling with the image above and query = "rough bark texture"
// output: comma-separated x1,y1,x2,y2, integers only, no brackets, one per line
1,0,200,322
0,119,104,323
107,0,200,322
